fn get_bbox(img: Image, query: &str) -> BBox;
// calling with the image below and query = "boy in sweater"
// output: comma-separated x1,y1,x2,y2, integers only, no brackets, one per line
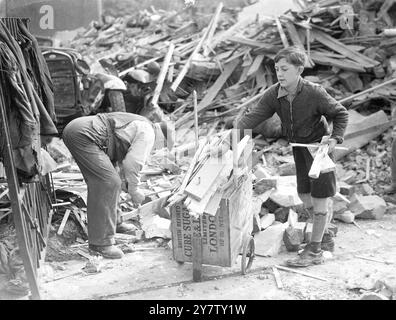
235,46,348,267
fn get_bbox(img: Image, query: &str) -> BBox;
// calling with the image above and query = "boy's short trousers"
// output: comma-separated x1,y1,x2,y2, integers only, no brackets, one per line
292,146,336,198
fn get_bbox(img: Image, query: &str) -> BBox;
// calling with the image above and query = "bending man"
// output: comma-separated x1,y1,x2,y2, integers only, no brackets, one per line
63,112,174,259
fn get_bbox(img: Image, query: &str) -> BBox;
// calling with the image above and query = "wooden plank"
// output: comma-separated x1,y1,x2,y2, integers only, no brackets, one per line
167,140,207,207
57,209,71,236
227,36,280,51
186,137,251,215
76,249,91,260
197,58,240,113
247,54,265,78
355,255,393,265
310,52,365,72
344,118,396,141
0,188,9,200
335,111,389,160
122,196,169,222
284,21,315,67
285,21,304,48
238,65,250,84
255,64,267,89
272,266,284,289
185,161,226,201
311,29,379,68
204,191,223,216
275,265,328,282
338,77,396,104
203,2,224,57
275,17,289,48
193,90,199,151
72,210,88,237
151,43,174,106
52,202,72,208
290,143,348,150
171,8,217,91
192,235,203,282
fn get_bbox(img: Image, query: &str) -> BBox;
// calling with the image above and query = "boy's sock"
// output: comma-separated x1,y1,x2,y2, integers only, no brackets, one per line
308,241,321,253
311,212,328,243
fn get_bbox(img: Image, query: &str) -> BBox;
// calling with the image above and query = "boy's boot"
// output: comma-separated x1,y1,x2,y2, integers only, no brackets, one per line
286,242,324,267
321,230,335,252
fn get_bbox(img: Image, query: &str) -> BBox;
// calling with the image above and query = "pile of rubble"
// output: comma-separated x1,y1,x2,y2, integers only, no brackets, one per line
41,0,396,259
3,0,396,297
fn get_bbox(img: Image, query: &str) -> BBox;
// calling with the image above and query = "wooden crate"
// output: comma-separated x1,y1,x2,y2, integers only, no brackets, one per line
170,175,252,268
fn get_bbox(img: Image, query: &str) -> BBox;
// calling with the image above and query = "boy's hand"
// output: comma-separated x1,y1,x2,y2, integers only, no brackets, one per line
326,138,337,153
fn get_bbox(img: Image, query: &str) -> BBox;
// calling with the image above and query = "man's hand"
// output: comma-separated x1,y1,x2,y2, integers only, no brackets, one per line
129,188,145,206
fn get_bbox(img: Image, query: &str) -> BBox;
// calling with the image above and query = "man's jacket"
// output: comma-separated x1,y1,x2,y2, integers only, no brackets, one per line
94,112,156,192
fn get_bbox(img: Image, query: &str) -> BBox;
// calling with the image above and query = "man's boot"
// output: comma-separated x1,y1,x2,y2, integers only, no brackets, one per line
89,244,124,259
285,242,324,268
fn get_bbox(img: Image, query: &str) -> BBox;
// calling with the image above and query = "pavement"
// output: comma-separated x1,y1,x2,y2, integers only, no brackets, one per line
38,208,396,300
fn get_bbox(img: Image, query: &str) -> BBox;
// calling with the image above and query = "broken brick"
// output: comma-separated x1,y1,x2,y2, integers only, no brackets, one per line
339,181,355,197
283,224,304,252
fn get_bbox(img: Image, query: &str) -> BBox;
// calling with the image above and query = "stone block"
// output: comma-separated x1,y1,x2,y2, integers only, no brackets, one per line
254,223,287,257
260,213,275,230
361,183,374,196
283,224,305,252
263,198,280,213
287,209,298,227
253,166,271,180
349,194,387,220
254,177,278,194
278,163,296,176
274,207,290,223
334,210,355,224
332,198,348,215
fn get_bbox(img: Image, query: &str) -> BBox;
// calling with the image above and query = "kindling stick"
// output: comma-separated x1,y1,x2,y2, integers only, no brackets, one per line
119,187,175,204
338,77,396,104
193,90,199,152
290,143,349,150
275,265,328,282
272,267,284,289
203,2,224,57
355,255,392,265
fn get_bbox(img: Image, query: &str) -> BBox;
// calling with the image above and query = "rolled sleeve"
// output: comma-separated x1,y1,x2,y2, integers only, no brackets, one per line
122,122,155,191
316,86,349,144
